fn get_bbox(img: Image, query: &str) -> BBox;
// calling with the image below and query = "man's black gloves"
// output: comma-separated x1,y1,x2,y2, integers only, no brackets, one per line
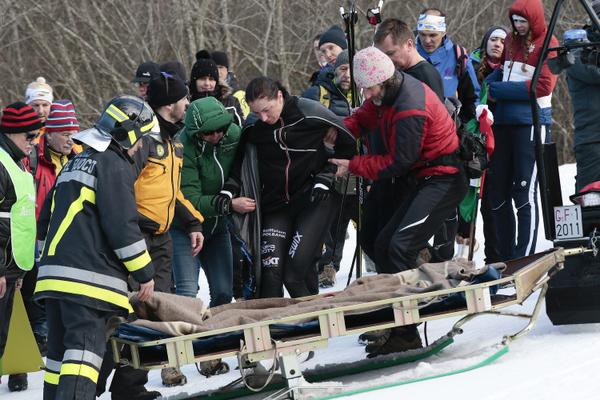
310,183,330,203
212,190,233,215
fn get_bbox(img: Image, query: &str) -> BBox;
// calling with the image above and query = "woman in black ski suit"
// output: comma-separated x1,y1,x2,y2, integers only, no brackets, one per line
222,76,355,298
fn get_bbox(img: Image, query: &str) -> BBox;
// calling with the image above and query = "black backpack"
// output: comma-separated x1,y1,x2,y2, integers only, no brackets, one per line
441,97,489,179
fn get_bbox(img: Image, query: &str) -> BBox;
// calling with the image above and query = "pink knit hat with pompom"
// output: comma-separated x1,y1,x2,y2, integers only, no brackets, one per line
352,46,395,89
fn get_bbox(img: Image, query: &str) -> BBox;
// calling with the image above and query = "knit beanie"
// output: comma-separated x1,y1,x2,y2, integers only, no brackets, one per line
45,100,80,133
318,25,348,50
147,72,189,108
0,102,43,134
132,61,161,83
352,46,395,89
25,77,53,105
190,50,220,82
212,51,230,69
334,49,350,70
160,61,188,83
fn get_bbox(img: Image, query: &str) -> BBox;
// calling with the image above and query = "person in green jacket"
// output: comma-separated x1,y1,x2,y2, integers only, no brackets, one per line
170,97,255,307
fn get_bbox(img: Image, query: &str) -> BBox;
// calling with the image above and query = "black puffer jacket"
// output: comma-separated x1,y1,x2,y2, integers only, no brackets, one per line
229,96,355,214
301,67,351,117
0,134,28,281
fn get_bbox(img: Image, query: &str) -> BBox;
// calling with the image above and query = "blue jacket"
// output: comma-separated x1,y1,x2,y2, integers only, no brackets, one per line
485,65,554,126
417,35,480,121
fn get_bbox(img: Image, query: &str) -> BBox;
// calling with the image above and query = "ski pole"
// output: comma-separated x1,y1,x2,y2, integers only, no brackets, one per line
328,176,351,267
341,1,363,281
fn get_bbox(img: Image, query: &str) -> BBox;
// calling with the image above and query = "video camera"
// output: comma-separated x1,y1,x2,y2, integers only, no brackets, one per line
548,28,600,74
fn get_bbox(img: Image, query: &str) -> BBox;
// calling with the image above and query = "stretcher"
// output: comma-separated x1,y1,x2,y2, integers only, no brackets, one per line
111,248,568,399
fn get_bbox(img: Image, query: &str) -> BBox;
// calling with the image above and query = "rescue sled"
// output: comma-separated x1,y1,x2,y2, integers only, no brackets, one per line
110,248,566,399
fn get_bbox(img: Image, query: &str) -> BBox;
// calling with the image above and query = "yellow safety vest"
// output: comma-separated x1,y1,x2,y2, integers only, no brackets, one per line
0,148,36,271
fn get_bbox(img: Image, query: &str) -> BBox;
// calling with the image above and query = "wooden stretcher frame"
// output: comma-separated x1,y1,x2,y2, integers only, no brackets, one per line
111,248,566,372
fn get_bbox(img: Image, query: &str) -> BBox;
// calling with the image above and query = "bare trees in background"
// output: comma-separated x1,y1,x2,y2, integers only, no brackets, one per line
0,0,591,163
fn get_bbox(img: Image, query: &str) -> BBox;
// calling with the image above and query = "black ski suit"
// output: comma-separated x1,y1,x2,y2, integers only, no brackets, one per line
228,96,355,298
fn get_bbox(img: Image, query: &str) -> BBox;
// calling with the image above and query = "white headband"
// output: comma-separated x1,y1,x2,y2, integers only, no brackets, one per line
511,14,528,23
489,29,507,40
417,14,447,33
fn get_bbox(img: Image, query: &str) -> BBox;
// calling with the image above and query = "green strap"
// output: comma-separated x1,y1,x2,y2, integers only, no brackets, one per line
480,81,489,106
322,344,509,400
0,148,36,271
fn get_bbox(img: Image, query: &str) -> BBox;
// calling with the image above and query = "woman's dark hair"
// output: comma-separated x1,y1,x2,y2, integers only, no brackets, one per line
245,76,289,103
381,71,403,105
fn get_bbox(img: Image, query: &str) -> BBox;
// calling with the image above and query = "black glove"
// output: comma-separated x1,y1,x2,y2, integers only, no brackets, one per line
310,183,330,203
212,191,233,215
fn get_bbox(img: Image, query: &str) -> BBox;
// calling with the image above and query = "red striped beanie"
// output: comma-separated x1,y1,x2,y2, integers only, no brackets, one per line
45,100,80,133
0,102,43,134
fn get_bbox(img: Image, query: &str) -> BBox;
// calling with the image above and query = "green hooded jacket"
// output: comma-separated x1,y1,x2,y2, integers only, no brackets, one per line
178,97,242,234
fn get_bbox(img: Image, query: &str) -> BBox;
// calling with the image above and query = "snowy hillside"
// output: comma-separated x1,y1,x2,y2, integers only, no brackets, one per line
4,163,600,400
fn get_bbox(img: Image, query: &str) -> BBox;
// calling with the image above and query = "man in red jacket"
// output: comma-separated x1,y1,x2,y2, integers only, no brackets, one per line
330,46,468,356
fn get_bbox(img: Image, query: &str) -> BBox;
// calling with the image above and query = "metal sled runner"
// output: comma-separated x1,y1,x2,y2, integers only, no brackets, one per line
110,248,566,399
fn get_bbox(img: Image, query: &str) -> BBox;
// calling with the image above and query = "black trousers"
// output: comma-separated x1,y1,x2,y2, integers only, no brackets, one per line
260,193,335,298
98,231,174,398
128,231,173,293
362,173,468,273
0,277,17,358
22,263,47,336
44,299,115,400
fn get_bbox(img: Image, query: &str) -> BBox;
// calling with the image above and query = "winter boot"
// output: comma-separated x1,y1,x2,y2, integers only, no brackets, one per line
161,367,187,387
198,359,230,377
455,235,480,260
8,374,28,392
415,247,432,267
358,329,390,345
365,325,423,358
318,264,336,288
325,264,337,286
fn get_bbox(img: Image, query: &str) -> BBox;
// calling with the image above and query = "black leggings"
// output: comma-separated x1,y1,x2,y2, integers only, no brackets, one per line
260,194,335,298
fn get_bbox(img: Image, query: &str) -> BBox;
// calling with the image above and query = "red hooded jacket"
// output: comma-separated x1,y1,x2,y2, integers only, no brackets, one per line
504,0,558,97
23,134,77,220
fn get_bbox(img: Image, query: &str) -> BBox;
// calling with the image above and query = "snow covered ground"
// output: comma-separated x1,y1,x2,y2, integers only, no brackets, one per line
4,163,600,399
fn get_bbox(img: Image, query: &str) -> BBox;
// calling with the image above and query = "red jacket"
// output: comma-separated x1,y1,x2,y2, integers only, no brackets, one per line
23,135,77,220
344,73,459,180
505,0,558,97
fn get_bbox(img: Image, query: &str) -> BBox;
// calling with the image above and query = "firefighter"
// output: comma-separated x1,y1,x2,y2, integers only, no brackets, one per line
34,95,157,400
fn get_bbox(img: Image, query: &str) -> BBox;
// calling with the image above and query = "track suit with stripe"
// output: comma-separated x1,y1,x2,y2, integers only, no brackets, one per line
344,72,468,272
34,143,154,400
485,0,558,260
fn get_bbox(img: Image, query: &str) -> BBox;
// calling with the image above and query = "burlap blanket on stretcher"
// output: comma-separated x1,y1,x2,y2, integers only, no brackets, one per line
129,259,494,337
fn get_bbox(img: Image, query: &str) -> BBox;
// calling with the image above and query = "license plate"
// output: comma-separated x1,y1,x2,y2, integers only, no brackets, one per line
554,205,583,239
